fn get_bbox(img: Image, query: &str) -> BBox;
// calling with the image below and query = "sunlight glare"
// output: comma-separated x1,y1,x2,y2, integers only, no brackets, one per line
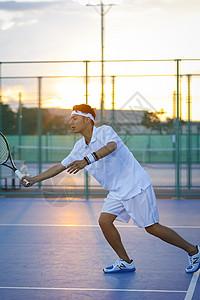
49,79,88,109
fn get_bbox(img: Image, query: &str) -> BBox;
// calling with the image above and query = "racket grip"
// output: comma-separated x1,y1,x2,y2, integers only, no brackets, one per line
15,170,30,187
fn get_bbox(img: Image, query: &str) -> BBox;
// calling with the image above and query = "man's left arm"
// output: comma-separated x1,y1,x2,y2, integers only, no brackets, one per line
94,141,117,159
66,142,117,174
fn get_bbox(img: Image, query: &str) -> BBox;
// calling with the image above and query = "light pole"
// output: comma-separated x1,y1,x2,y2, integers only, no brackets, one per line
100,2,105,125
78,0,122,124
18,92,22,160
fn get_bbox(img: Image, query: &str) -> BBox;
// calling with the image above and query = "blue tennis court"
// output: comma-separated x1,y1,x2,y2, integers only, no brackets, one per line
0,197,199,300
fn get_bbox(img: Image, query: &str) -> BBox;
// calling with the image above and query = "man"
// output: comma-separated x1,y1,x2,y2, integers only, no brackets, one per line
21,104,200,274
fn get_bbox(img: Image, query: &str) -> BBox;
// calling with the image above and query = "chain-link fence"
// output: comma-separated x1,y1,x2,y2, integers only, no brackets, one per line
0,59,200,199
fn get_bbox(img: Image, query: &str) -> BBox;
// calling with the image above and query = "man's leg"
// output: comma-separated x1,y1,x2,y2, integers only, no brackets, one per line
98,212,132,263
145,223,198,256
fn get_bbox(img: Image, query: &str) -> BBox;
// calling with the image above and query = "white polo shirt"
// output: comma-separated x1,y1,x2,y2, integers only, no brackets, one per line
61,125,151,200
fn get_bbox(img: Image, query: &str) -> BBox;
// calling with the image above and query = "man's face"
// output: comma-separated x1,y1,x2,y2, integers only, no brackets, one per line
70,115,87,133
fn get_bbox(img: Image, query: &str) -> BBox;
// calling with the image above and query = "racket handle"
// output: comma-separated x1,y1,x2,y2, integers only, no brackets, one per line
15,170,30,187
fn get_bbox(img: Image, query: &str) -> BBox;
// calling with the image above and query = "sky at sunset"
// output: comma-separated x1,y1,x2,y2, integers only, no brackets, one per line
0,0,200,119
1,0,200,60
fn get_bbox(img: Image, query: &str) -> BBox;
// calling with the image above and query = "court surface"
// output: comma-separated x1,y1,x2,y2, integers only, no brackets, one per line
0,197,199,300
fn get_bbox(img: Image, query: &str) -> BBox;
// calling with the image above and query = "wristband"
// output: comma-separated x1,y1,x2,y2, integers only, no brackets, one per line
92,152,99,161
84,152,99,165
84,156,90,165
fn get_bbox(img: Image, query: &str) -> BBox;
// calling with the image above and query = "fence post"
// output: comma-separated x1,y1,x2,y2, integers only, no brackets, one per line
101,3,105,125
0,63,2,192
198,126,200,163
175,60,180,199
85,170,89,201
0,63,2,133
111,76,115,129
18,91,22,160
85,61,89,200
187,74,191,189
85,61,89,105
38,77,42,189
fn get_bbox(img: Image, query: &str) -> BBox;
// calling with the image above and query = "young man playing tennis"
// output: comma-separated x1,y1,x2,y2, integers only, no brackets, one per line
21,104,200,274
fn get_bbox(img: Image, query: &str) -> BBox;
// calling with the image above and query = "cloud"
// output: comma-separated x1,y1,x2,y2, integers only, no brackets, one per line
0,1,64,11
0,9,38,30
0,10,15,30
0,0,200,61
0,1,85,30
0,1,69,30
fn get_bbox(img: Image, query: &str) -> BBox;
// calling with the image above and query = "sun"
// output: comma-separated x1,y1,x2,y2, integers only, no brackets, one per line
43,79,101,110
41,79,85,109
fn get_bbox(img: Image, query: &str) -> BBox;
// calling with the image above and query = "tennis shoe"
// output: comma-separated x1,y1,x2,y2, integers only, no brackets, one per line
103,258,136,273
185,245,200,273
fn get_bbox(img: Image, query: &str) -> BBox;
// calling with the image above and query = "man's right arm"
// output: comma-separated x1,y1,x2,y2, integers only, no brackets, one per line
21,163,66,187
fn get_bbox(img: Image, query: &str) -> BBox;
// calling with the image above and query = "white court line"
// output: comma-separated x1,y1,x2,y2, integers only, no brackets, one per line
184,269,200,300
0,224,200,229
0,286,187,293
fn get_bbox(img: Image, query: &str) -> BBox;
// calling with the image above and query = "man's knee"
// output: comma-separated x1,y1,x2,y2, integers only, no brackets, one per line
98,213,116,229
145,222,160,235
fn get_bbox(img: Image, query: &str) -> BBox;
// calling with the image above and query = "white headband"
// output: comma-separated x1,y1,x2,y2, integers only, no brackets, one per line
71,110,95,122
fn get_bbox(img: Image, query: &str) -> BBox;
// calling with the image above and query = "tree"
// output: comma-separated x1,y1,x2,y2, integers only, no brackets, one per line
1,103,17,134
163,117,185,134
42,114,71,135
141,111,163,133
141,111,186,134
21,107,38,134
1,103,72,135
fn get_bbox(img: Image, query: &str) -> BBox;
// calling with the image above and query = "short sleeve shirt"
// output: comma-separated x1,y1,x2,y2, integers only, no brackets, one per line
61,125,151,200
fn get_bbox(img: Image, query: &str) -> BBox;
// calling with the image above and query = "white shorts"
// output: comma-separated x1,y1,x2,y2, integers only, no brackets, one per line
101,184,159,228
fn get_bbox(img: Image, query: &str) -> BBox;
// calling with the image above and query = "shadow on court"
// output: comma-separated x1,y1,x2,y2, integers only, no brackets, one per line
0,197,200,300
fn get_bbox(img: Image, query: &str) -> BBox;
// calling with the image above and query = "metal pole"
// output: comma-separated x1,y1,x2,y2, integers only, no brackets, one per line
101,2,105,125
85,60,89,200
85,61,89,105
0,63,2,192
198,127,200,163
85,2,116,125
172,91,176,163
85,169,89,201
38,77,42,189
111,76,115,129
18,92,22,160
180,77,182,121
175,60,180,198
0,63,2,132
172,90,176,119
187,75,191,189
46,132,49,163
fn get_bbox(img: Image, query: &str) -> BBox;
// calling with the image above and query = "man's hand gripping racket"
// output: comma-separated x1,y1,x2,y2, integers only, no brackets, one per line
0,132,30,187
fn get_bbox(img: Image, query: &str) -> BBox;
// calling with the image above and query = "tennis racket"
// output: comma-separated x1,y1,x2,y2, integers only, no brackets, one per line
0,132,30,187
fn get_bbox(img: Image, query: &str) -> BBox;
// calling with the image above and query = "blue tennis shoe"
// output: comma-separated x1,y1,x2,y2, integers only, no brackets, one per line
185,245,200,273
103,258,136,273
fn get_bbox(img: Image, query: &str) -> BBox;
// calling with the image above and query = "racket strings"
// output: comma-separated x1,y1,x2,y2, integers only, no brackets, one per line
0,135,9,164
